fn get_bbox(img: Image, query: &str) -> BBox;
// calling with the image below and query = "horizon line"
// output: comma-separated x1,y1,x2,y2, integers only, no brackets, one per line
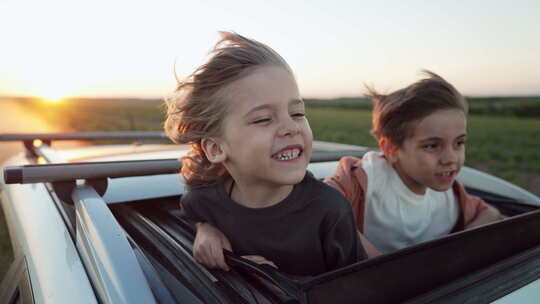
2,94,540,101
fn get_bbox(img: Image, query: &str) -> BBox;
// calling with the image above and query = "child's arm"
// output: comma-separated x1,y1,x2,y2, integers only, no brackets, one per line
194,222,277,271
464,204,501,229
358,232,382,258
193,222,232,271
180,194,233,270
453,181,501,230
322,201,369,271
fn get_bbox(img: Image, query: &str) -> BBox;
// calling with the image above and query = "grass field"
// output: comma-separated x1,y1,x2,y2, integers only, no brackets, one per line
14,97,540,196
307,107,540,195
1,97,539,279
305,96,540,118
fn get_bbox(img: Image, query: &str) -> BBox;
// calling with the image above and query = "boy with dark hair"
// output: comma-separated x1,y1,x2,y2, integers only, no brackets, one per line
326,70,500,253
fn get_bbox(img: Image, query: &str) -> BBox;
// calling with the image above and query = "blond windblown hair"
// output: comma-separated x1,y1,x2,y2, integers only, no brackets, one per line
164,32,292,189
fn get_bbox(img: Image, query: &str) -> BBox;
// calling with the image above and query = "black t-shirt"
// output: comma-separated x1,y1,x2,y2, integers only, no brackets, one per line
180,173,367,276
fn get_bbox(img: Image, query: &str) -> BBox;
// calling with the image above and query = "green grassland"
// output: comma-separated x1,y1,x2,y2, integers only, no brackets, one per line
1,96,539,279
15,97,540,196
307,107,540,195
306,96,540,118
17,97,166,132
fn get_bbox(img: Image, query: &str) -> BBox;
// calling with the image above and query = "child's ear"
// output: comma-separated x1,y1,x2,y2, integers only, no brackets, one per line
201,138,226,163
379,137,398,163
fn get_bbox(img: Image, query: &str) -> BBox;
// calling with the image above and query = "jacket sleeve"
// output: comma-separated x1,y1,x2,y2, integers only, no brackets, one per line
451,181,488,231
324,156,368,232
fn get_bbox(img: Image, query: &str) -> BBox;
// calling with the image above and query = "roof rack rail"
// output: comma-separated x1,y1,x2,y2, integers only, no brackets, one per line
0,132,171,303
0,131,170,158
3,150,365,186
3,150,365,203
4,159,181,184
0,131,168,142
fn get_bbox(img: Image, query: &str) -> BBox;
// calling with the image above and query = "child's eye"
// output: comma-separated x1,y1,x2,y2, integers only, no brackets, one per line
422,143,439,150
291,112,305,119
251,117,272,124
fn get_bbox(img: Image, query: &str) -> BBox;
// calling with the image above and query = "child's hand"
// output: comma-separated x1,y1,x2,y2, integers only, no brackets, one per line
358,231,382,258
194,222,232,271
241,255,278,269
465,204,502,229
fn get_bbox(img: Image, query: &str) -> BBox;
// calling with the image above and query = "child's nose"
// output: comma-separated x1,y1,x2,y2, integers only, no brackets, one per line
278,117,300,137
440,147,458,164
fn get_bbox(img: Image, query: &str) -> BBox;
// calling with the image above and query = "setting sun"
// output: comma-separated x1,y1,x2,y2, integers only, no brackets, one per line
33,83,73,104
40,94,65,103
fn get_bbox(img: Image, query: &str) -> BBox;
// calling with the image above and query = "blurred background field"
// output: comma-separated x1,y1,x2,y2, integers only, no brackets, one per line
0,96,539,278
306,96,540,118
11,96,540,196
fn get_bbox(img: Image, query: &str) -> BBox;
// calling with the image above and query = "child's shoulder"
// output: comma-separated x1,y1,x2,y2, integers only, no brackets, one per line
181,182,223,204
360,151,396,186
334,151,387,177
359,151,388,171
305,171,339,193
304,173,353,210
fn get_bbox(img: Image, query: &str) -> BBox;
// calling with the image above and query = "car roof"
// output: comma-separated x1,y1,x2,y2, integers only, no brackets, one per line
59,140,369,162
3,132,540,303
42,141,368,204
56,144,189,162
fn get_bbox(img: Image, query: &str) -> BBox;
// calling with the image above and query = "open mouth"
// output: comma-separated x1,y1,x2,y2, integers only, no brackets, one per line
435,170,456,179
272,146,303,161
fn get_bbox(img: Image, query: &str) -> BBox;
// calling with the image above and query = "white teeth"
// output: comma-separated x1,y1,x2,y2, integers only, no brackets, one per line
438,171,452,177
274,148,300,160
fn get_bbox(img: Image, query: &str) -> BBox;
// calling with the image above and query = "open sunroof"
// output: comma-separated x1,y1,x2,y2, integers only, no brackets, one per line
299,209,540,303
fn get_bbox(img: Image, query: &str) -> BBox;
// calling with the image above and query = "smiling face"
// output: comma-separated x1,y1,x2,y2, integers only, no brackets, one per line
387,108,467,195
207,66,312,193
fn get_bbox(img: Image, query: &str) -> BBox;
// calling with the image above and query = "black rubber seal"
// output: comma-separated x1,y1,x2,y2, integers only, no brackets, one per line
3,167,22,184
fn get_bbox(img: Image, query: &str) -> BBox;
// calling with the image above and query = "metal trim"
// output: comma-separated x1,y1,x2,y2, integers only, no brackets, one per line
73,185,156,304
0,131,168,142
3,150,366,185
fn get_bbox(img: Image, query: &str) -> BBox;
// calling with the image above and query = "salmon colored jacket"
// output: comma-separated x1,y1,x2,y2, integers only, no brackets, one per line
324,156,488,234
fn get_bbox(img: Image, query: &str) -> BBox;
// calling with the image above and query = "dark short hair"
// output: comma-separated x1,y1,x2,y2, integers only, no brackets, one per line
366,70,468,147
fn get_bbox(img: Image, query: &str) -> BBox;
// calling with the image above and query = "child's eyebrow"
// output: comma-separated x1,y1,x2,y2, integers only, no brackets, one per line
243,98,304,117
419,134,467,142
418,137,442,143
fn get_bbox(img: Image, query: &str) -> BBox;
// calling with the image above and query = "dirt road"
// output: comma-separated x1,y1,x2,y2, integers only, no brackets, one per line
0,99,62,164
0,99,64,164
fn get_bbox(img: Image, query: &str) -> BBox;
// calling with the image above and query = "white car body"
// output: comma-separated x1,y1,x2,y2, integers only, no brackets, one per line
1,132,539,304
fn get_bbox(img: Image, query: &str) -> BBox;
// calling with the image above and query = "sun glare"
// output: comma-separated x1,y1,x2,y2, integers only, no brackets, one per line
28,78,77,104
36,89,71,103
41,94,65,103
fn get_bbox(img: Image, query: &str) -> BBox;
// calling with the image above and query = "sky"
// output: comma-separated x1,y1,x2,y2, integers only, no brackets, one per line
0,0,539,100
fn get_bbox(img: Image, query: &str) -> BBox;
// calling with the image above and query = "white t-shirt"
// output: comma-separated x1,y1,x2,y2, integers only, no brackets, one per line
362,151,459,253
